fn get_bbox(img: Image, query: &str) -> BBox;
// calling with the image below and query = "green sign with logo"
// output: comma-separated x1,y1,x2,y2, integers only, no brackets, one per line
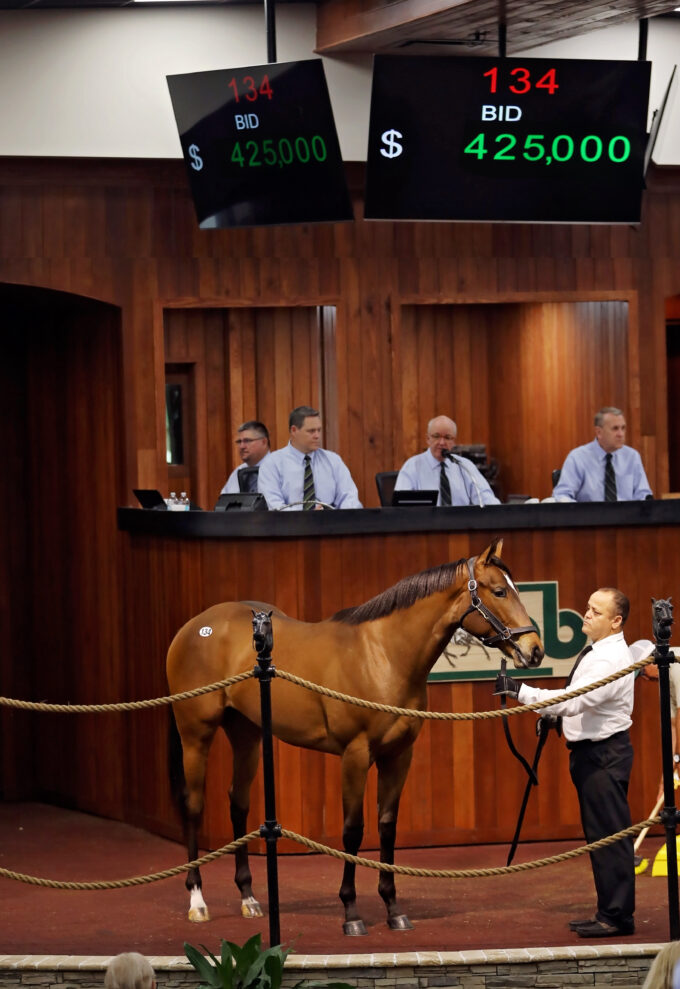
428,581,587,682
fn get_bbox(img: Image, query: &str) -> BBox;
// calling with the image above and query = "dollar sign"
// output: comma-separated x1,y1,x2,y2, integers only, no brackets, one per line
380,129,403,159
188,144,203,172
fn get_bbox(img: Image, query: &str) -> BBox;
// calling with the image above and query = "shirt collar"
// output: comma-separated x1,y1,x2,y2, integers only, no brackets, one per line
287,442,315,464
592,438,621,461
591,631,625,652
425,449,444,469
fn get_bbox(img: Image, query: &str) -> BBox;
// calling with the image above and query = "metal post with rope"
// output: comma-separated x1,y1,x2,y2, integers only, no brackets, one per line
651,596,680,939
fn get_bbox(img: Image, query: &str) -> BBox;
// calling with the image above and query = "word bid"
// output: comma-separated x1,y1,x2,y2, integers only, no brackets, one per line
481,105,522,121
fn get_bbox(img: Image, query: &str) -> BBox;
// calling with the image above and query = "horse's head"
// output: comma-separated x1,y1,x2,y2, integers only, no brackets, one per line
459,539,544,669
251,609,274,656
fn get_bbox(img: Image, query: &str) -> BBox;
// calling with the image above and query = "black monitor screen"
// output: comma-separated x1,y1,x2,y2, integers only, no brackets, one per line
365,55,651,224
167,59,353,228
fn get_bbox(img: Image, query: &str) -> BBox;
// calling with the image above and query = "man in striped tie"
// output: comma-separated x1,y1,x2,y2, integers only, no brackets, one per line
257,405,362,511
394,415,500,506
552,407,652,502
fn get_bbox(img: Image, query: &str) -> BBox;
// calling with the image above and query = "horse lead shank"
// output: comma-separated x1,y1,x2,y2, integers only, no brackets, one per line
166,538,543,933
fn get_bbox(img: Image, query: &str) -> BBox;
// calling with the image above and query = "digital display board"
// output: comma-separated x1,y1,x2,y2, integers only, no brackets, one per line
365,56,651,224
167,59,353,228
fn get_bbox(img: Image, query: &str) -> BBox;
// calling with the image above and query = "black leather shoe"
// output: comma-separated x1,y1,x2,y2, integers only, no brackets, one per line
573,919,635,938
568,916,595,931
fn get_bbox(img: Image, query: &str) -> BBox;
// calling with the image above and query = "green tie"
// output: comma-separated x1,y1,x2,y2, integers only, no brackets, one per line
303,454,316,510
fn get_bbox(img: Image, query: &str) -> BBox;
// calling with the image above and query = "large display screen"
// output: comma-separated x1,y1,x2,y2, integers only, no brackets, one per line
167,59,353,228
365,56,651,224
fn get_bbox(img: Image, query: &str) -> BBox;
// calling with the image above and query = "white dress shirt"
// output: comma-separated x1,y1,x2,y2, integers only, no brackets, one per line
518,632,634,743
394,449,499,506
257,442,362,510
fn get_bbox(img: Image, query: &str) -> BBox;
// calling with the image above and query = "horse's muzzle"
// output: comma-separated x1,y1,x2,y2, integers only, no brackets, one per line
512,637,544,669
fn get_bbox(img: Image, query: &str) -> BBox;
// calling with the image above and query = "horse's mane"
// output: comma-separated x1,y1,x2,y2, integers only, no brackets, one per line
330,558,469,626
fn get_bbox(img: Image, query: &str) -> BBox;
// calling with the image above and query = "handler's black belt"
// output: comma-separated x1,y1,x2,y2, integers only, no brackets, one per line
566,729,628,750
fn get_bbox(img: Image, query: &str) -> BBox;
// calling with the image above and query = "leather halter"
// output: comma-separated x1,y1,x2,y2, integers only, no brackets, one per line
458,556,540,788
458,556,536,648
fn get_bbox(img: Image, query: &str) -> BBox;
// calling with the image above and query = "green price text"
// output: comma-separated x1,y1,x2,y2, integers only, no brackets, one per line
231,136,328,168
463,132,632,164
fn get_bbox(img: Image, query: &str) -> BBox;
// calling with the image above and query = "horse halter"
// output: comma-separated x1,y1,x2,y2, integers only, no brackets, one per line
458,556,535,648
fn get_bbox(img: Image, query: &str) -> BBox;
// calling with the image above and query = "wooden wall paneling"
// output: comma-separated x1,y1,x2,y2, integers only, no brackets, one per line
204,312,230,506
356,261,383,504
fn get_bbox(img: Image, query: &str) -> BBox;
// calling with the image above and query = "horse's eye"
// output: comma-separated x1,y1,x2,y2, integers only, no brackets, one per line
493,587,507,598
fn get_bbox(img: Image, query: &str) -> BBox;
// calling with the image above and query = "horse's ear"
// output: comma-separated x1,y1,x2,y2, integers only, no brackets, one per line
267,610,273,618
480,537,503,564
252,609,257,617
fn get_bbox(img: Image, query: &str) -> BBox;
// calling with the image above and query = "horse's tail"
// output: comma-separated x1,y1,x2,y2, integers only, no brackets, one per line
167,707,187,823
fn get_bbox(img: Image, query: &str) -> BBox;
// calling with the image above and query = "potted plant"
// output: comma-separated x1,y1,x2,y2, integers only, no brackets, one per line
183,933,354,989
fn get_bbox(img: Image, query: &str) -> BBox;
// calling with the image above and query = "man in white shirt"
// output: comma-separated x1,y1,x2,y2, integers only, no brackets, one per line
495,587,636,938
257,405,362,510
394,415,499,506
220,420,272,494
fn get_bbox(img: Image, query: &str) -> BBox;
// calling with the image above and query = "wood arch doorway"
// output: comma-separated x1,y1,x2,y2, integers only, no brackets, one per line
0,283,126,816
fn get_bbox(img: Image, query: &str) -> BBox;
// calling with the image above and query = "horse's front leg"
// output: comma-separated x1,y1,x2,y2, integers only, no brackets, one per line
339,740,371,936
224,710,264,919
376,745,414,930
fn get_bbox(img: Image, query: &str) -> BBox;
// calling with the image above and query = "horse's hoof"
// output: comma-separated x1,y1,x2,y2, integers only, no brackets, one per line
188,906,211,923
387,914,414,931
343,919,368,936
241,896,264,919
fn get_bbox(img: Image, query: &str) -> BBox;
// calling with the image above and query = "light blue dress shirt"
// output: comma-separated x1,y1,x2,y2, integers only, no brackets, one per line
394,450,500,506
221,451,273,494
552,439,652,502
257,443,362,510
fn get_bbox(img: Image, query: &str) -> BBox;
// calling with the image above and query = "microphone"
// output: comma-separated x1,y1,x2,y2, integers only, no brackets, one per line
441,449,484,508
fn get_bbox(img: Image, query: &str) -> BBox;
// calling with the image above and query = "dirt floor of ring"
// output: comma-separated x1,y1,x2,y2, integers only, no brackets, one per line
0,802,674,956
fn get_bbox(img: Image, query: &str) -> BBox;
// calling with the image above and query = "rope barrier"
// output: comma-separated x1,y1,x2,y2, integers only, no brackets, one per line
0,670,254,713
0,832,260,889
0,819,660,889
276,656,655,720
0,656,654,719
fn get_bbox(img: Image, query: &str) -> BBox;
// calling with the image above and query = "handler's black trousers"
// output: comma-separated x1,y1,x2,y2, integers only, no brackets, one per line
568,729,635,929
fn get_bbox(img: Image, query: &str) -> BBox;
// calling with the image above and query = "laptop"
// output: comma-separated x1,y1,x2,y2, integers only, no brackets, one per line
391,489,438,507
133,489,167,510
214,492,268,512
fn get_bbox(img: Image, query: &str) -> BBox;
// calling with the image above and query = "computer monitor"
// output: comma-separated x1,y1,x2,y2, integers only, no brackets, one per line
214,493,268,512
391,489,438,507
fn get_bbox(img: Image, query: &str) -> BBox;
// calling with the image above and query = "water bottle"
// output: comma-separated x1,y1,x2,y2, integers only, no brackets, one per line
179,492,190,511
168,491,181,511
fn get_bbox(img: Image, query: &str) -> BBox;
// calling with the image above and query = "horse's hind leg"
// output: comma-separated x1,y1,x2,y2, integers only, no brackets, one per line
179,720,219,923
376,746,414,930
338,740,371,936
224,709,263,919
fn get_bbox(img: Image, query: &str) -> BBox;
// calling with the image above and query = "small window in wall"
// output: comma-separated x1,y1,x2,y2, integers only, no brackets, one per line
166,382,184,465
165,364,195,493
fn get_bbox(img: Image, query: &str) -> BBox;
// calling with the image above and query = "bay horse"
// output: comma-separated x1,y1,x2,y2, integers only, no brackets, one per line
167,538,543,934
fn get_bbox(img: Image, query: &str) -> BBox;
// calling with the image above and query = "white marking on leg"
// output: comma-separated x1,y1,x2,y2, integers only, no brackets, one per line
188,885,210,923
241,894,263,918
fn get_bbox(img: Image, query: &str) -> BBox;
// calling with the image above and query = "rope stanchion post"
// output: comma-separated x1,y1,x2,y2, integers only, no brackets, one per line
251,610,281,948
652,597,680,941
